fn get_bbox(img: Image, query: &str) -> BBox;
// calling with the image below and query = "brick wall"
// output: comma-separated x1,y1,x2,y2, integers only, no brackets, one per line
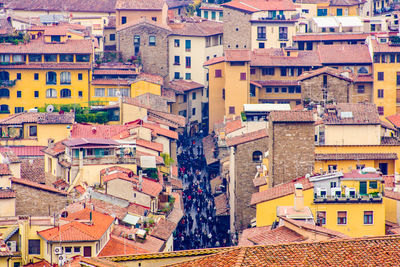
234,136,268,231
300,75,350,103
223,7,252,50
117,23,170,80
269,122,314,186
13,183,69,216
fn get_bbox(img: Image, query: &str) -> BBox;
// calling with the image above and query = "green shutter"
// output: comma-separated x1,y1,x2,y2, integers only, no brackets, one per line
95,149,104,158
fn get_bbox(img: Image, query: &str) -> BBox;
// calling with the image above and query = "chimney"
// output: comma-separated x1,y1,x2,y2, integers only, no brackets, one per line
294,183,304,212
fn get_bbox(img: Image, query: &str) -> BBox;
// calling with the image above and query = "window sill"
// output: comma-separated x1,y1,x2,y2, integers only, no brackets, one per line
173,63,180,66
257,38,267,41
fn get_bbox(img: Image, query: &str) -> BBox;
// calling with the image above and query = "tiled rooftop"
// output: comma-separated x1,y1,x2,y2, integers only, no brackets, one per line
269,110,314,123
0,112,74,125
238,225,305,246
0,189,16,199
315,153,398,161
0,146,44,157
226,129,267,147
297,66,353,82
170,19,223,37
98,236,149,256
20,158,46,184
293,33,368,41
225,49,251,62
11,177,67,195
251,177,313,205
168,80,204,93
150,218,177,241
214,193,229,216
387,114,400,128
317,44,372,64
222,0,296,12
323,103,380,125
0,164,12,176
116,0,165,10
5,0,117,12
251,48,322,67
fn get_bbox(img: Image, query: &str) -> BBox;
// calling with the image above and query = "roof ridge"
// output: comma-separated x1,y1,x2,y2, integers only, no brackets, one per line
235,247,247,267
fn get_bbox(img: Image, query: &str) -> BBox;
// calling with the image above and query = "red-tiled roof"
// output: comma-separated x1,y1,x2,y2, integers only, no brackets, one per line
342,169,381,179
226,129,267,147
281,217,348,238
0,189,16,199
297,66,353,82
0,112,74,125
93,69,139,75
168,80,204,92
253,176,267,187
214,193,229,216
42,140,66,156
239,225,306,246
23,260,52,267
98,236,149,257
225,118,243,134
20,158,45,184
384,190,400,201
150,218,177,241
387,114,400,128
222,0,296,12
136,138,163,152
293,33,369,41
128,121,178,140
251,177,313,205
5,0,116,12
170,19,223,37
371,38,400,53
384,175,395,188
148,110,186,128
316,153,398,161
225,49,251,62
116,0,165,10
330,0,365,6
323,103,380,125
0,146,44,157
117,18,172,32
254,79,300,86
0,164,12,175
91,79,131,86
200,5,223,11
251,48,322,67
317,44,372,64
354,74,373,83
63,138,119,147
105,174,163,198
11,177,67,195
38,208,114,242
269,110,314,123
203,56,225,66
111,225,164,252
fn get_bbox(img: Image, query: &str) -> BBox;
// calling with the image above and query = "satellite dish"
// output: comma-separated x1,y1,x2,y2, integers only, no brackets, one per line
46,105,54,113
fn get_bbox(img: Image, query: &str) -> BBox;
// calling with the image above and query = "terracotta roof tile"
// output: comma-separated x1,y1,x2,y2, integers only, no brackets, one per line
323,103,380,125
0,112,74,125
200,4,223,11
98,236,149,257
280,217,348,238
0,149,21,163
148,110,186,128
0,189,16,199
104,174,163,198
11,177,67,195
297,66,353,82
150,218,177,241
239,225,306,246
170,19,223,37
222,0,296,12
168,80,204,92
371,38,400,53
225,49,251,62
214,193,229,216
5,0,116,12
251,177,313,205
293,33,368,41
318,44,372,64
253,176,267,187
23,260,52,267
39,208,114,242
269,110,314,123
387,114,400,128
20,158,45,184
202,135,219,165
251,48,322,67
254,79,299,86
42,140,66,156
316,153,398,161
117,18,172,32
0,146,44,157
0,164,12,175
111,225,164,252
384,190,400,201
203,56,225,66
226,129,267,147
381,136,400,145
116,0,165,10
384,175,395,188
225,118,243,134
342,169,381,179
136,138,163,152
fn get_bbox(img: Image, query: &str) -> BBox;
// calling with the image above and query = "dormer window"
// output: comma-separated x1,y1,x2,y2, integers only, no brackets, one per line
51,36,61,42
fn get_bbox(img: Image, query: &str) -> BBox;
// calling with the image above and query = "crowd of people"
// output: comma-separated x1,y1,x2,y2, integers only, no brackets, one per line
174,132,230,250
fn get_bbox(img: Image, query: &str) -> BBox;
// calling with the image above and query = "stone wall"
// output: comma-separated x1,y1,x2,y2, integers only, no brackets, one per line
300,75,350,103
269,122,314,186
13,183,69,216
117,23,170,80
234,136,268,231
223,7,252,50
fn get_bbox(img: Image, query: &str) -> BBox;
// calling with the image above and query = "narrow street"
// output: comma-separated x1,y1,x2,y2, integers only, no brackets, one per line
173,132,230,250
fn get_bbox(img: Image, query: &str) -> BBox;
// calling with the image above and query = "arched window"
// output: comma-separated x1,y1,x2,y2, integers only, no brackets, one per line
252,151,263,162
0,88,9,98
46,71,57,85
60,89,71,98
0,104,9,113
46,88,57,98
0,71,9,81
358,67,368,74
60,72,71,84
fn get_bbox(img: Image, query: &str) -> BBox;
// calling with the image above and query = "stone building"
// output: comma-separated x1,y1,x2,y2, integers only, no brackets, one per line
11,177,69,216
298,67,373,104
117,19,172,80
226,129,268,232
268,111,315,186
222,6,252,50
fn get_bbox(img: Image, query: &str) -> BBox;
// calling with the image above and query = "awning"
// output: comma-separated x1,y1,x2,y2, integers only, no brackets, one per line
336,16,363,27
313,17,339,28
244,104,291,112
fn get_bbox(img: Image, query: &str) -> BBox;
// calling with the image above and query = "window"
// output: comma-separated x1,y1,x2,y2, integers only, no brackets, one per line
16,73,21,80
12,54,24,63
0,88,9,98
110,34,115,41
29,54,41,62
60,54,73,62
364,211,373,224
252,151,262,162
152,17,157,22
391,54,396,63
357,85,365,93
0,54,10,62
78,73,83,80
15,107,24,113
76,54,90,62
192,92,196,100
46,89,57,98
317,8,327,16
378,89,384,98
34,73,39,80
337,8,343,16
17,91,21,98
60,89,71,98
373,55,380,63
65,247,72,254
250,68,256,75
330,181,337,188
121,16,127,24
240,72,246,80
337,211,347,225
60,72,71,84
258,42,265,49
280,67,287,76
274,87,279,93
262,68,274,76
328,165,337,172
281,87,287,93
29,125,37,136
185,73,191,80
229,106,235,114
302,9,309,13
0,104,9,113
378,106,384,116
215,69,222,77
371,24,376,31
397,72,400,86
288,68,295,77
34,91,39,98
78,91,83,97
185,57,191,68
45,54,57,62
279,27,288,40
204,10,209,19
183,94,187,103
174,72,180,79
28,240,40,254
149,36,156,46
185,40,191,51
134,35,140,45
369,181,378,189
174,39,180,47
74,247,81,253
179,110,187,117
381,54,386,63
250,85,256,97
211,11,216,20
46,72,57,85
295,86,301,93
192,108,196,115
317,211,326,225
288,87,295,94
266,87,272,93
257,26,266,39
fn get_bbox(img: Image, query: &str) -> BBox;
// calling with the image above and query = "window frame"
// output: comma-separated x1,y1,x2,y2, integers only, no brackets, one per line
337,211,347,225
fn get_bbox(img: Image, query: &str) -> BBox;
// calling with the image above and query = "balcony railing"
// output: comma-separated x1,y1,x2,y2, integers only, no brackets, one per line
314,193,382,203
0,79,16,87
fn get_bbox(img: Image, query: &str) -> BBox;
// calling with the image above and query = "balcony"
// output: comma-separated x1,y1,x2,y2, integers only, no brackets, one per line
0,79,16,87
314,193,383,203
69,155,137,166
